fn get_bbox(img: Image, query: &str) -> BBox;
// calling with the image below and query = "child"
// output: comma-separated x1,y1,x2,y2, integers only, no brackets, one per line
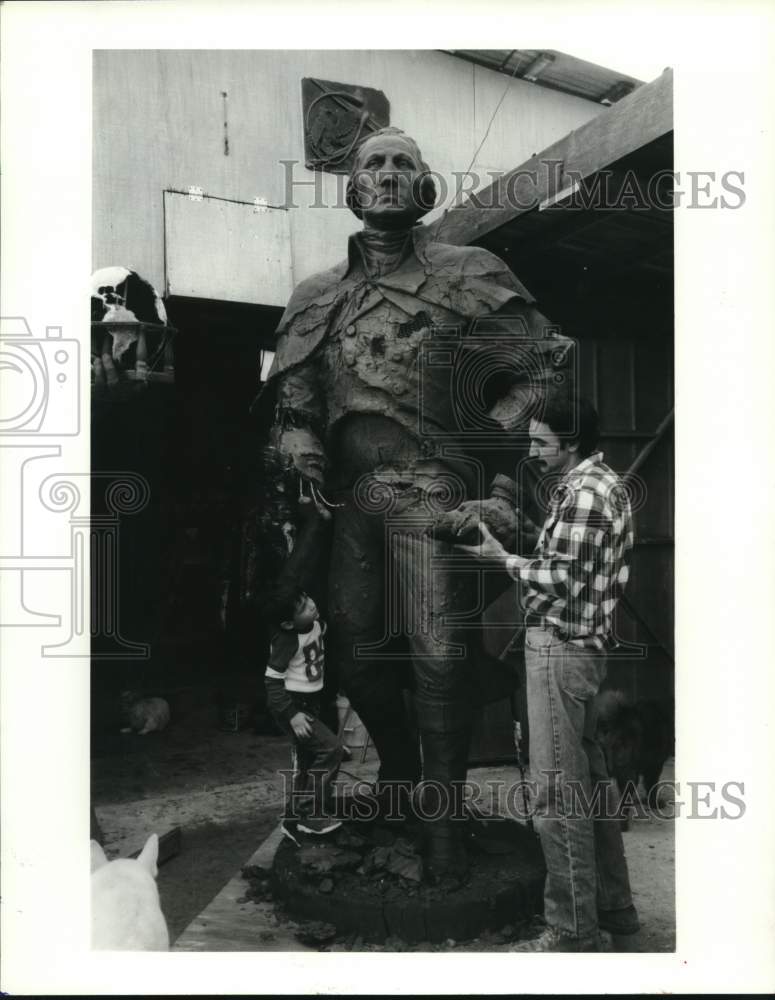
264,584,343,838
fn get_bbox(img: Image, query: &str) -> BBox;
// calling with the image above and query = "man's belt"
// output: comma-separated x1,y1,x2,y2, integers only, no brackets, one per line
523,613,570,641
523,613,617,649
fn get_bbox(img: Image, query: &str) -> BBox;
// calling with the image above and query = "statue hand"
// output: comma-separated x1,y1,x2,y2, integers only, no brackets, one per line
477,496,520,549
429,497,518,549
271,425,328,486
427,504,480,544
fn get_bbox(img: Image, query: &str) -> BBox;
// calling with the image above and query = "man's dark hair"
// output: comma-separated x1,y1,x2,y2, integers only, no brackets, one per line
540,390,600,458
262,584,305,629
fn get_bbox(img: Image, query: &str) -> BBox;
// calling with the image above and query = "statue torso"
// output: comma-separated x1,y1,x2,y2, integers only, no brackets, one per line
263,226,548,490
319,272,467,441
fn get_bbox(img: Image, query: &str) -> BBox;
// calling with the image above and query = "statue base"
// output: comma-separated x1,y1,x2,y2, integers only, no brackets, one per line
270,807,545,945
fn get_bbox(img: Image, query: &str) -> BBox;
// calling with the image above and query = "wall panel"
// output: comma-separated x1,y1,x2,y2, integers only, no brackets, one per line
94,50,603,295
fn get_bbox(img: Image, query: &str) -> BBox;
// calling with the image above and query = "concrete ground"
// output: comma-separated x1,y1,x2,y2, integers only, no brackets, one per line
93,689,675,951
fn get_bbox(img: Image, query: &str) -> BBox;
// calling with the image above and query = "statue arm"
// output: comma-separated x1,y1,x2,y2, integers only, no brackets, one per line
477,301,559,552
275,361,326,428
430,297,557,553
475,300,573,432
277,494,333,595
270,360,329,486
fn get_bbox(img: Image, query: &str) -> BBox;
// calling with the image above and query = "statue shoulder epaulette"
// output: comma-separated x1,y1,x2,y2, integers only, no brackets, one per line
266,258,349,380
415,237,537,316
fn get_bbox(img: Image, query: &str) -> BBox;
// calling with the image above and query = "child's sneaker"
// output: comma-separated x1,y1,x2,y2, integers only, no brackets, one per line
297,815,342,836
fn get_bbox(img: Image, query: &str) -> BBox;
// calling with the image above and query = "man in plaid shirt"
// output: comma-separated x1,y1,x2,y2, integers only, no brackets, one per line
516,436,634,648
458,392,639,952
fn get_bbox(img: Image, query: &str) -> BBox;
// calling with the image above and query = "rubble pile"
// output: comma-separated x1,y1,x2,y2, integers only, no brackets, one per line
239,811,545,946
297,825,427,894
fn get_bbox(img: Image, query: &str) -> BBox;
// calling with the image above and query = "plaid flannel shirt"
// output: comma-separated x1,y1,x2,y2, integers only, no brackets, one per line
509,452,633,649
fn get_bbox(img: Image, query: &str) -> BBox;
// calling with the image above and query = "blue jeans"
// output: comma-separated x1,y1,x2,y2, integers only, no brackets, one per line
525,625,634,940
273,694,343,820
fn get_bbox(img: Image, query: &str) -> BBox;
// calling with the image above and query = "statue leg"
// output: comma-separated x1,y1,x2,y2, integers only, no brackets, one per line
390,512,475,879
328,501,421,798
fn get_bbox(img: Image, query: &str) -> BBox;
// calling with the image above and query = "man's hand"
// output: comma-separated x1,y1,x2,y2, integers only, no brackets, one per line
455,521,511,566
290,711,313,739
429,497,518,548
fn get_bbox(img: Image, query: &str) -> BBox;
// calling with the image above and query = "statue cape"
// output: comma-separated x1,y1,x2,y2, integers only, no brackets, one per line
251,226,536,419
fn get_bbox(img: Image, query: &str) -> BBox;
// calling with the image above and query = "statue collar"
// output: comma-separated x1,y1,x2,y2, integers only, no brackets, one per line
340,225,439,295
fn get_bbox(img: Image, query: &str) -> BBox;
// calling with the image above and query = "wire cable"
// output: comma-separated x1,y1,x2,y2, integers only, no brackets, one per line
436,58,523,243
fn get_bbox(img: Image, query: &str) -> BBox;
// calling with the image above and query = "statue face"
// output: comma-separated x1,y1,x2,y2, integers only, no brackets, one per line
351,134,423,230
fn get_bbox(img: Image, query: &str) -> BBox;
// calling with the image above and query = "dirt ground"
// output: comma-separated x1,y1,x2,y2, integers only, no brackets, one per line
92,684,675,950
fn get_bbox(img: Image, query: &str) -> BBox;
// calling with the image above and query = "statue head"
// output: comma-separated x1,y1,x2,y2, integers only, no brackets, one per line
346,127,438,229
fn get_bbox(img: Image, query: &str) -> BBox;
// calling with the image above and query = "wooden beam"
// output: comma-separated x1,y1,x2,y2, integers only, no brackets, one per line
628,408,674,476
173,823,309,952
429,68,673,247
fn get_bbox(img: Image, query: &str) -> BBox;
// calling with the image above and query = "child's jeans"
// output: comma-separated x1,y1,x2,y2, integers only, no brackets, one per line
273,693,344,820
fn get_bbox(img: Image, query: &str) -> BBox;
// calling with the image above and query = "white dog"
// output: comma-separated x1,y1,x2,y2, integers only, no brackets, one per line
91,834,169,950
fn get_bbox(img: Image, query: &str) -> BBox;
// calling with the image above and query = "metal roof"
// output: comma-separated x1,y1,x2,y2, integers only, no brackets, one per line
425,69,674,338
442,50,644,105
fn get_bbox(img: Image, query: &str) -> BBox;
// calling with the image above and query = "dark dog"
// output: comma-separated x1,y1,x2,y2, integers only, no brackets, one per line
595,690,674,817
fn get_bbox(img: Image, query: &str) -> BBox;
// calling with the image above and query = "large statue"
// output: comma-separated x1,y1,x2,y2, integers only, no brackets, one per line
257,127,566,879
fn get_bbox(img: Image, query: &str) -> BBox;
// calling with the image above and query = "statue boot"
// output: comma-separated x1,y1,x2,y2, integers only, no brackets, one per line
342,682,421,823
417,725,473,882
